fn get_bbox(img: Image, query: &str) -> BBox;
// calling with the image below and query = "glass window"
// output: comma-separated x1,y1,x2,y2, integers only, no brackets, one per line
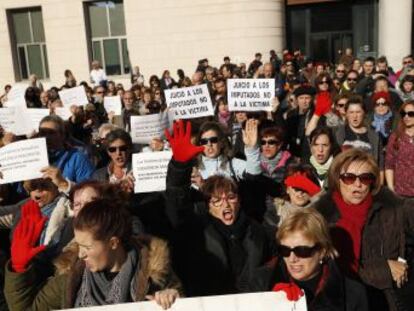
8,7,49,80
92,41,103,65
109,1,126,36
121,38,130,73
103,39,121,75
88,2,109,38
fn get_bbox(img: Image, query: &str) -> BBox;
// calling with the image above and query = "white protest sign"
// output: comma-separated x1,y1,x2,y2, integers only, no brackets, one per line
4,84,27,107
130,112,169,144
63,291,307,311
227,79,275,111
165,84,214,120
58,86,89,106
132,151,172,193
104,96,122,115
0,108,32,135
0,138,49,184
54,107,72,120
24,108,50,132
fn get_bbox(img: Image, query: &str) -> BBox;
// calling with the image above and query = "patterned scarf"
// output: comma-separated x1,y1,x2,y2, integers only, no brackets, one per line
372,111,393,138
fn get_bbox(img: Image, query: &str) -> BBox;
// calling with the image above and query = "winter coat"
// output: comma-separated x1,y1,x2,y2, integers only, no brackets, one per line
165,159,271,296
4,236,182,311
51,148,95,183
249,258,369,311
311,188,414,311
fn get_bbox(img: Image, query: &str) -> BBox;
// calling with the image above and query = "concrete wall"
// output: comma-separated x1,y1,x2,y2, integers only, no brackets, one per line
0,0,285,88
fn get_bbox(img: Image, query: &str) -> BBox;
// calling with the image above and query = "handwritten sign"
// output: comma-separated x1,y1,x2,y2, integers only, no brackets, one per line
58,86,89,106
63,291,307,311
132,151,172,193
104,96,122,115
0,108,31,135
0,138,49,184
227,79,275,111
24,108,50,132
4,84,27,107
165,84,214,120
130,113,169,144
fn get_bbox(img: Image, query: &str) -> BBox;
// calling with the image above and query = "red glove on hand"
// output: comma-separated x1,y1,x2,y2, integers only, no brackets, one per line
11,200,47,273
273,282,303,301
284,172,321,197
314,91,332,117
164,120,204,163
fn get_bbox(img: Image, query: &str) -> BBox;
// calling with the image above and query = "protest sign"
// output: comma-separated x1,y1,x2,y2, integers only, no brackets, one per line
165,84,214,120
54,107,72,120
104,96,122,115
63,291,307,311
130,112,169,144
58,86,89,106
0,138,49,184
0,108,32,135
227,79,275,112
24,108,50,132
132,151,172,193
4,84,27,107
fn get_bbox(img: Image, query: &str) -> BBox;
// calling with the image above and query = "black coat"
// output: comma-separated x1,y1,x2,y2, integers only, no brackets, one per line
249,258,369,311
165,159,271,296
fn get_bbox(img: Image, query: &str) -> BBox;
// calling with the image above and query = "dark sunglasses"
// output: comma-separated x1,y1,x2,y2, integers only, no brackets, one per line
400,111,414,118
261,139,280,146
336,70,345,73
339,173,376,185
107,145,128,153
375,102,389,107
347,78,358,82
278,244,320,258
199,137,219,145
318,80,329,85
336,103,346,108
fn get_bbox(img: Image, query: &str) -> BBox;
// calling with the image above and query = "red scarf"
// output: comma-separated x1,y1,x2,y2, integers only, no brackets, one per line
332,191,372,275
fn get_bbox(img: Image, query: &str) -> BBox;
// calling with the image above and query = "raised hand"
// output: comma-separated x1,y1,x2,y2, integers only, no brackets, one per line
273,282,303,301
242,119,259,148
314,91,332,117
164,120,204,163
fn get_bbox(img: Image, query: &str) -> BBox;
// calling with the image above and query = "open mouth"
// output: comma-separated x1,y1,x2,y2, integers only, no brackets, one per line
222,209,234,222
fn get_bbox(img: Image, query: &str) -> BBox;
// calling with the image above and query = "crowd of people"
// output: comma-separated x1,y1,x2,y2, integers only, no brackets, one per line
0,48,414,311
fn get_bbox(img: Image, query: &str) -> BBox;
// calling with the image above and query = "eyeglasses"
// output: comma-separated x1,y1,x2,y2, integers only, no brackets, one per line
400,110,414,118
403,61,413,65
199,137,219,145
210,194,238,207
347,78,358,82
278,244,320,258
96,91,105,94
318,80,329,85
260,139,280,146
339,173,376,185
336,70,345,73
107,145,128,153
375,102,389,107
336,103,346,108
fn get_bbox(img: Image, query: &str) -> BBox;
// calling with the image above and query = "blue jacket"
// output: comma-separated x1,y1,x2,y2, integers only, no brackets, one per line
51,149,95,183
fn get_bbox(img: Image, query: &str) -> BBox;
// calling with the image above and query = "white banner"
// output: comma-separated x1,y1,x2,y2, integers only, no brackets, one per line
54,107,72,120
227,79,275,111
130,113,169,144
63,291,307,311
132,151,172,193
4,84,27,108
0,108,32,136
165,84,214,120
0,138,49,184
104,96,122,116
24,108,50,132
58,86,89,106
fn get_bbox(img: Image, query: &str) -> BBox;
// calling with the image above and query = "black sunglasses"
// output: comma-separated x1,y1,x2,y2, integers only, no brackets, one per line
400,111,414,118
278,244,320,258
261,139,280,146
347,78,358,82
339,173,376,185
318,80,329,85
336,103,346,108
107,145,128,153
199,137,219,145
336,70,345,73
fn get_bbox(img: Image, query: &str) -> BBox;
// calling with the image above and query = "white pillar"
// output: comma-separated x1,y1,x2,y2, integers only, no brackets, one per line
378,0,412,70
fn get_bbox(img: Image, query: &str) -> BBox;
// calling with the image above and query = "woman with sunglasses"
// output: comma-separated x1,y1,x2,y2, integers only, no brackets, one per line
251,208,369,310
385,101,414,198
312,148,414,311
369,92,396,146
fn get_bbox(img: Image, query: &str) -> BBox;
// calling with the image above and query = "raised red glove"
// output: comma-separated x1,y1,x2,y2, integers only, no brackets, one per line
273,282,303,301
314,91,332,117
284,172,321,197
164,120,204,163
11,200,47,273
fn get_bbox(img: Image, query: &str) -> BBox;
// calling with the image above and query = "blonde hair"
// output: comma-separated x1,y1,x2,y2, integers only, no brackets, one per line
277,208,338,259
328,148,381,195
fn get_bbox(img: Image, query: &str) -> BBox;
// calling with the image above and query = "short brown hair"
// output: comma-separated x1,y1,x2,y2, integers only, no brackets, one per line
201,175,238,202
327,148,381,195
277,208,338,259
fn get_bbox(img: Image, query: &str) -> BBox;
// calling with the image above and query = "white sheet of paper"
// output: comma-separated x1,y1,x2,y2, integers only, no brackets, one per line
132,151,172,193
24,108,50,132
63,291,307,311
4,84,27,107
54,107,72,120
104,96,122,115
58,86,89,106
130,112,169,144
0,108,32,136
227,79,275,112
165,84,214,120
0,138,49,184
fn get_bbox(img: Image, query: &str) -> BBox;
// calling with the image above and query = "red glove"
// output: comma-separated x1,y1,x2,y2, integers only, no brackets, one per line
314,91,332,117
284,172,321,197
11,200,47,273
273,282,303,301
164,120,204,163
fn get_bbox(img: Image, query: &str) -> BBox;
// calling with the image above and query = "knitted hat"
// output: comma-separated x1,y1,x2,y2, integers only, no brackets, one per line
371,91,391,105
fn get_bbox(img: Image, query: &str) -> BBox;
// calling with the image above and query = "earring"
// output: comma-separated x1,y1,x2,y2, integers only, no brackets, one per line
319,259,323,264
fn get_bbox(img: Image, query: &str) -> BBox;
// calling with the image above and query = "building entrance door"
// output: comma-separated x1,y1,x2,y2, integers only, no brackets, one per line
310,32,353,63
